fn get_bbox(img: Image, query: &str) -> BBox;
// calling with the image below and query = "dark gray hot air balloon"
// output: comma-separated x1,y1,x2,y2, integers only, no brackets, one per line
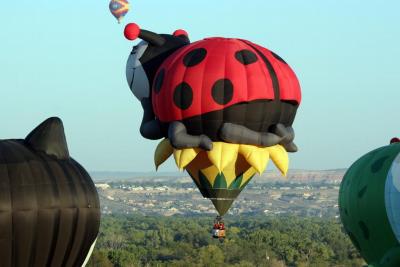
0,117,100,267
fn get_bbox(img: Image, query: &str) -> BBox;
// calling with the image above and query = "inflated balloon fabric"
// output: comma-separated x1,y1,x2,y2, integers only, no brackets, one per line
109,0,130,23
152,37,301,140
155,139,288,216
339,143,400,267
126,24,301,216
0,117,100,267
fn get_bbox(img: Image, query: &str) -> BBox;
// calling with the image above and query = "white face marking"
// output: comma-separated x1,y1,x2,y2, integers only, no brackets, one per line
126,41,150,101
385,151,400,242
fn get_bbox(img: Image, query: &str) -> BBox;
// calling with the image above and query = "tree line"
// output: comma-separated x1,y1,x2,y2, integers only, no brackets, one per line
87,214,365,267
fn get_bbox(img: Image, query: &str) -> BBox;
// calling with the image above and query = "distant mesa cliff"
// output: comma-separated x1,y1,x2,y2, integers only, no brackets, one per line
260,169,346,183
91,169,346,183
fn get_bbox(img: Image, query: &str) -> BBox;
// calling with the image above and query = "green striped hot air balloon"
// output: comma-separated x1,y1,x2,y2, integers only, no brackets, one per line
339,140,400,267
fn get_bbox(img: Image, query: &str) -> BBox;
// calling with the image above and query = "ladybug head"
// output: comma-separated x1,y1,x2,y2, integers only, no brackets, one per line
124,23,190,101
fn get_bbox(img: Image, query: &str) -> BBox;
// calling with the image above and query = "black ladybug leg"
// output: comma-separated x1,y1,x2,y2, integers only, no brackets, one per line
270,124,294,143
282,142,298,153
168,121,213,151
139,98,164,140
270,124,298,152
219,123,283,147
282,125,298,152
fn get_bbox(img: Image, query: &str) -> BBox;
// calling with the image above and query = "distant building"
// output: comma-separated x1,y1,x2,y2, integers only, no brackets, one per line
95,183,110,190
131,186,144,191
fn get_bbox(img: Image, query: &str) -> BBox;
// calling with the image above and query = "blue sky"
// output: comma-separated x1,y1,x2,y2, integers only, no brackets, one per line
1,1,399,172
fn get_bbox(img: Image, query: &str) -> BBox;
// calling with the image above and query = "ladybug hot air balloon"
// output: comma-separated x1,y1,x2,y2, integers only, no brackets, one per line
109,0,130,23
0,117,100,266
339,139,400,267
124,23,301,238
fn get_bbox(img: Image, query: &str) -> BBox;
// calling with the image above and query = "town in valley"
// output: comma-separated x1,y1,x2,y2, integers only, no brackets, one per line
94,169,344,218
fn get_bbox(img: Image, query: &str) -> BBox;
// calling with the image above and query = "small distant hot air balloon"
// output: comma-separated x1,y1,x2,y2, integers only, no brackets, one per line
109,0,130,23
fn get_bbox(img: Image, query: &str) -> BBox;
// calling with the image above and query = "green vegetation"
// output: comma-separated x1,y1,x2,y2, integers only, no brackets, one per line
87,215,365,267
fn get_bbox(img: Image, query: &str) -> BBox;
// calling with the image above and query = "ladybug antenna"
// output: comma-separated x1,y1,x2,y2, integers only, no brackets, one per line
124,23,165,46
390,137,400,144
173,29,190,43
140,29,166,46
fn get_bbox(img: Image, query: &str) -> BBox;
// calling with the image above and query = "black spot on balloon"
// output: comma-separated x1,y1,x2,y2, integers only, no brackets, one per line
173,82,193,110
235,49,258,65
271,51,287,64
359,221,370,240
212,79,234,105
345,208,348,216
348,231,361,251
371,156,389,173
183,48,207,67
154,69,165,94
358,186,367,198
